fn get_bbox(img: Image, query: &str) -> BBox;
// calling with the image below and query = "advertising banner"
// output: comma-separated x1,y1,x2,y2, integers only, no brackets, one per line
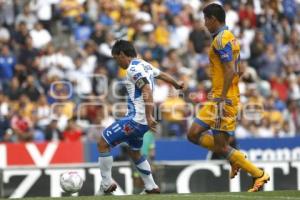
0,141,84,167
86,137,300,162
1,136,300,168
155,137,300,161
1,161,300,198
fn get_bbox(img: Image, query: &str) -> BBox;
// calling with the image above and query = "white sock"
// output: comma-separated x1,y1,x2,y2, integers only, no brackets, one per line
135,156,158,190
99,152,113,189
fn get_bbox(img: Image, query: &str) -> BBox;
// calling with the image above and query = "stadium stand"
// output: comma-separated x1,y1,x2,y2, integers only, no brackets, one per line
0,0,300,142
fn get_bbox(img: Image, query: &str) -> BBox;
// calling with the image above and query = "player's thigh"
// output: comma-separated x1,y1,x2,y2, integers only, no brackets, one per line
195,102,217,128
212,104,238,148
102,118,131,147
212,103,238,134
127,137,144,151
188,121,209,137
189,103,215,137
127,123,148,151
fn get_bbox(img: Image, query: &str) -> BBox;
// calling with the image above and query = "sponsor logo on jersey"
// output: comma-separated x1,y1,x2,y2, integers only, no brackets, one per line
123,124,134,135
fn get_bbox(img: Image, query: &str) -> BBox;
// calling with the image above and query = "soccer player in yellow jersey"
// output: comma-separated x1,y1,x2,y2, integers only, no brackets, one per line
187,3,270,192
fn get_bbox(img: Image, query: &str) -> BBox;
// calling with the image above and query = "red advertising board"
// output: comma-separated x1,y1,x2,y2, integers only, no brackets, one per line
0,141,84,167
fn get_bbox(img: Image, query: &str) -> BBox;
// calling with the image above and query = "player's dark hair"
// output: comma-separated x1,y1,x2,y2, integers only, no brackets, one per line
203,3,226,23
111,40,137,57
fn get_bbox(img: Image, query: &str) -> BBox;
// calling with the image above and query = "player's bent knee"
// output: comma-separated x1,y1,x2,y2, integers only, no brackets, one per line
129,150,142,162
98,136,110,153
188,122,209,145
187,131,198,144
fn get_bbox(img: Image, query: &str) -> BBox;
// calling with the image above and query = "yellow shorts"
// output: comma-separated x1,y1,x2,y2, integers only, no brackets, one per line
195,100,238,135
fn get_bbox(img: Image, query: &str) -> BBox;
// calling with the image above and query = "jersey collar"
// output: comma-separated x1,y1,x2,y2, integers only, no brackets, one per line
126,58,140,69
211,25,228,38
129,58,140,65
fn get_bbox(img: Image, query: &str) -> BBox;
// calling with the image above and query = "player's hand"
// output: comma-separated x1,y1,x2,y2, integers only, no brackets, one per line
147,116,158,133
174,81,184,90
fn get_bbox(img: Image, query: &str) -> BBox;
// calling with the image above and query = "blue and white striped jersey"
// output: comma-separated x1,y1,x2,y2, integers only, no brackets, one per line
125,58,160,125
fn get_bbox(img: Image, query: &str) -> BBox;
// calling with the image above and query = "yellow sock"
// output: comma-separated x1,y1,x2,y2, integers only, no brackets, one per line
199,134,214,151
229,150,263,178
199,134,263,178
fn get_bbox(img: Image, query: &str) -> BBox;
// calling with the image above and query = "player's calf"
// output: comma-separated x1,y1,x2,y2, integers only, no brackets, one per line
131,153,159,193
98,137,114,196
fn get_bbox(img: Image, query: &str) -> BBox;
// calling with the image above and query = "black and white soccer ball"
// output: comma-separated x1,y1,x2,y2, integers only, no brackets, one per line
60,171,83,193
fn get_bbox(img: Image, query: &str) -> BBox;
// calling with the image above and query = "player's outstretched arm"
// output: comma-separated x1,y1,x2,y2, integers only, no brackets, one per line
156,71,184,90
141,83,157,133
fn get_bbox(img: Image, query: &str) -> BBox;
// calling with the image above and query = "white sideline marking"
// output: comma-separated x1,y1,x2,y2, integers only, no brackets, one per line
165,194,300,200
203,194,300,200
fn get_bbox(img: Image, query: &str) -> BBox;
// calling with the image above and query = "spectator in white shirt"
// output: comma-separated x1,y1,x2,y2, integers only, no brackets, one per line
0,26,10,43
224,3,239,32
256,118,274,138
169,15,190,50
36,95,51,129
30,22,52,49
65,56,93,95
39,44,57,71
15,3,38,30
79,40,97,74
0,0,15,28
29,0,54,32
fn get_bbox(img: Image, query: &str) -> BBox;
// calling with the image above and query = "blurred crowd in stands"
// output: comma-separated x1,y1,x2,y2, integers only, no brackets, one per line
0,0,300,143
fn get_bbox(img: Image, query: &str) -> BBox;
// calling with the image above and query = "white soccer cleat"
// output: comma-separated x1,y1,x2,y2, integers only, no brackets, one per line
140,187,160,195
96,183,117,196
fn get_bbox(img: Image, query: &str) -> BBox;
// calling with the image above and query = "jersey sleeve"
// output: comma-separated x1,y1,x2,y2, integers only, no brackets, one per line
152,66,160,77
213,32,233,63
128,65,148,84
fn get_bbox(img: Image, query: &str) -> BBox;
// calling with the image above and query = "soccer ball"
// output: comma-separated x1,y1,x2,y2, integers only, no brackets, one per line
60,171,83,193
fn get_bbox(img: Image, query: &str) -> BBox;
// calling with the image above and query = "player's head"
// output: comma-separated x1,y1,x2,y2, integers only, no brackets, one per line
111,40,137,69
203,3,226,33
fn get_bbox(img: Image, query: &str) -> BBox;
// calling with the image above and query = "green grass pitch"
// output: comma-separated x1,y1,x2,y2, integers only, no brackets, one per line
17,190,300,200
